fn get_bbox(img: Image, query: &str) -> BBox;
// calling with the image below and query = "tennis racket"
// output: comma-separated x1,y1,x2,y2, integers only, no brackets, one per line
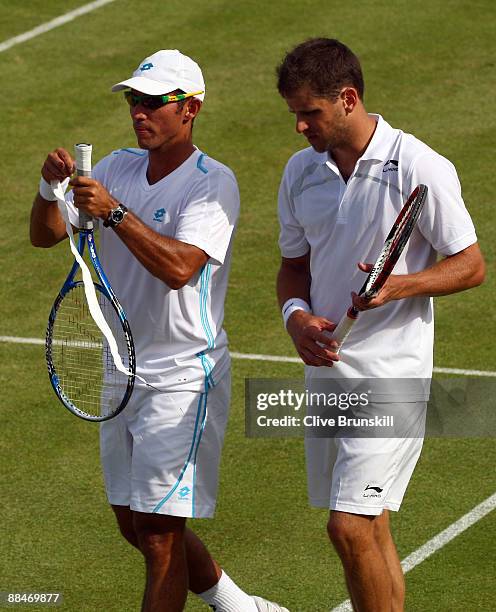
332,184,428,353
45,143,136,421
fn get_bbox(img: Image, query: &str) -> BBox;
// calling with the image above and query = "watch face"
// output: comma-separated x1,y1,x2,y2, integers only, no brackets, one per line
112,209,124,223
104,204,127,228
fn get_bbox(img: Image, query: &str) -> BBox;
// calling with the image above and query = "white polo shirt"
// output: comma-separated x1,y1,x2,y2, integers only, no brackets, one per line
66,147,239,392
278,114,477,385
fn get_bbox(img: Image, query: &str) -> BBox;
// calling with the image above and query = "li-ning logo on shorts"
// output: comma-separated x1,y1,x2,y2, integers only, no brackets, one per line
140,63,154,71
153,208,166,222
363,484,383,498
383,159,399,172
178,486,191,500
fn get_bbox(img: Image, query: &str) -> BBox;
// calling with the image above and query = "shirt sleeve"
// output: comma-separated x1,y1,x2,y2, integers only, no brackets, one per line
408,152,477,256
277,162,310,258
174,168,240,265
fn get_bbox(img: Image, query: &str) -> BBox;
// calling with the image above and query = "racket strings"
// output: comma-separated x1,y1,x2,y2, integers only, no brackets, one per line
50,285,131,418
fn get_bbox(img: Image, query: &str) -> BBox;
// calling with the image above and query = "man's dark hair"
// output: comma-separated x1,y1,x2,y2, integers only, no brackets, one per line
276,38,364,100
174,89,189,113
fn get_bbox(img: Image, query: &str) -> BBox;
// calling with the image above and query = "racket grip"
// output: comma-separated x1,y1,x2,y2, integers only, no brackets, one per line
75,143,93,229
332,308,359,354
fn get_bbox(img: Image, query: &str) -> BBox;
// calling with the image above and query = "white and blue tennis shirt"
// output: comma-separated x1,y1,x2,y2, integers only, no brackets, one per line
66,147,239,392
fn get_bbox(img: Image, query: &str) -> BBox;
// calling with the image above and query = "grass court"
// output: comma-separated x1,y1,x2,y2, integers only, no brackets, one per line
0,1,495,609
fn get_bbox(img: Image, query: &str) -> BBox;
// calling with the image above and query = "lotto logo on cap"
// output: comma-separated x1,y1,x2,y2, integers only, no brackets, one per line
112,49,205,100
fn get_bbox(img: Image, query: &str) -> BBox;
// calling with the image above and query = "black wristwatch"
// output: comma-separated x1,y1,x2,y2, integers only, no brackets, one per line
103,203,128,228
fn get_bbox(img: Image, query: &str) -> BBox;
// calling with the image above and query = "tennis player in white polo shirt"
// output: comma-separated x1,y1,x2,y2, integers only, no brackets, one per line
31,50,287,612
275,38,485,611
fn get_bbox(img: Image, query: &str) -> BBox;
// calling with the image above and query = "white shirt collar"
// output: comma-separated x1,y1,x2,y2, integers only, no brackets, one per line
359,114,395,162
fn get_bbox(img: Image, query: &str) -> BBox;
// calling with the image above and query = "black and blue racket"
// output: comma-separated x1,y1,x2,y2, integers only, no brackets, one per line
45,143,136,421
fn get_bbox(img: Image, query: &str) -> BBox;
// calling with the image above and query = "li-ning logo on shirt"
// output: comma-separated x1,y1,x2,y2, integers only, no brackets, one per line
153,208,166,222
140,62,154,71
383,159,399,172
363,484,383,498
178,486,191,499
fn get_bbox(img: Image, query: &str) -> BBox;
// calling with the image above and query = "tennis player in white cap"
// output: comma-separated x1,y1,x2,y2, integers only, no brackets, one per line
31,49,288,612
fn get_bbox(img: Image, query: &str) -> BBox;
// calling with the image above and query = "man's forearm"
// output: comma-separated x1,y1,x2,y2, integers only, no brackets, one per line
276,254,312,308
30,194,69,247
394,243,485,299
113,211,207,289
363,243,486,311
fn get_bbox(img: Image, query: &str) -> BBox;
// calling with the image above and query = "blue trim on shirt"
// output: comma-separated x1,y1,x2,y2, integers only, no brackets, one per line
199,264,215,349
196,263,216,387
197,153,208,174
112,148,147,156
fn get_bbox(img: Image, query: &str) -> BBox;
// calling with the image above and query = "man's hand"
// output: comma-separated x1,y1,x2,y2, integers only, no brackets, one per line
286,310,339,367
70,176,117,221
41,148,76,183
351,262,405,311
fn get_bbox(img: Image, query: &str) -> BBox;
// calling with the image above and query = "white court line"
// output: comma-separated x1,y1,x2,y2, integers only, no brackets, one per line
0,0,117,53
231,351,496,377
231,350,300,364
0,336,44,345
1,337,496,378
233,352,496,377
331,491,496,612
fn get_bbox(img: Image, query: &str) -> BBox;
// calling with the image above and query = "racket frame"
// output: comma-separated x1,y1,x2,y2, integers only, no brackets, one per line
332,184,428,353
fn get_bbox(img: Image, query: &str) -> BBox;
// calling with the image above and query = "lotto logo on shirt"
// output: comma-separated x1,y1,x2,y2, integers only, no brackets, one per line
153,208,167,222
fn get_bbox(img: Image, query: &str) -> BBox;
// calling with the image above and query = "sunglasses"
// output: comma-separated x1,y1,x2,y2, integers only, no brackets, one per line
124,90,203,110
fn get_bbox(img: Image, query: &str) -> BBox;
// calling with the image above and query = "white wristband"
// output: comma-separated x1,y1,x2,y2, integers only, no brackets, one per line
39,177,57,201
282,297,311,328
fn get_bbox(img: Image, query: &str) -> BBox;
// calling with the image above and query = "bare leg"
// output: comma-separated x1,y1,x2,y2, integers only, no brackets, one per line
328,511,392,612
112,505,222,594
373,511,405,612
184,529,222,593
343,572,359,611
112,505,140,548
133,511,188,612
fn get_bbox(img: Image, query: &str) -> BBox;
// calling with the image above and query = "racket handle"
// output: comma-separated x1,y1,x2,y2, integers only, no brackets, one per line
332,307,359,354
75,143,93,229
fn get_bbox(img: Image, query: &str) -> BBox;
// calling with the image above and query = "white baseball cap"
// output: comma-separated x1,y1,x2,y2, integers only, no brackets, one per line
112,49,205,101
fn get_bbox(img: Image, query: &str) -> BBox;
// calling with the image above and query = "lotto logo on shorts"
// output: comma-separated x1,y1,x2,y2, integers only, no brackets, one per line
177,486,191,500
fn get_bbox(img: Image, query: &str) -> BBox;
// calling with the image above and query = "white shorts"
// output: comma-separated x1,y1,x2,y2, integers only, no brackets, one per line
305,402,426,515
100,372,230,518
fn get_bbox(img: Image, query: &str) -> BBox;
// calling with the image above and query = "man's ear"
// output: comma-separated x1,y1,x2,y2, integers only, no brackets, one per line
184,98,202,121
341,87,359,114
